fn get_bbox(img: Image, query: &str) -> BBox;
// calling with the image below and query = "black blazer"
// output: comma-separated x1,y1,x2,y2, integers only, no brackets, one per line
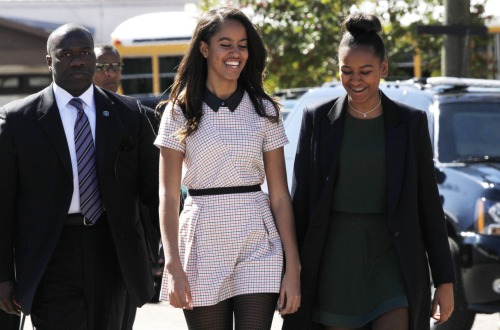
0,85,159,314
282,92,455,330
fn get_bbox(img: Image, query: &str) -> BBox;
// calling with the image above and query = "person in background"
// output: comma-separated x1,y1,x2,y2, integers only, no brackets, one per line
93,44,123,92
282,14,454,330
155,7,301,330
0,23,159,329
92,42,162,330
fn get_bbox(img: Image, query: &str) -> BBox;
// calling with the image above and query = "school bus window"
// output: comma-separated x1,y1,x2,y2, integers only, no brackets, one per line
121,76,153,96
159,56,182,92
111,11,197,96
121,57,153,95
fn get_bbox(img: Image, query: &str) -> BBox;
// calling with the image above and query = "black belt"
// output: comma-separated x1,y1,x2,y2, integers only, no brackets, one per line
66,213,106,226
188,184,261,196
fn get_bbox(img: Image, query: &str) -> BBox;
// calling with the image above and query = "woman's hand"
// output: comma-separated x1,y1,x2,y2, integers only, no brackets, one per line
278,267,301,315
167,268,193,310
0,281,21,316
159,147,191,309
431,282,454,324
263,147,302,315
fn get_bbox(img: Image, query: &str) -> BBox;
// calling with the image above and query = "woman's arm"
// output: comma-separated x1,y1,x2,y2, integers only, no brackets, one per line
414,111,454,322
159,146,192,309
264,147,301,315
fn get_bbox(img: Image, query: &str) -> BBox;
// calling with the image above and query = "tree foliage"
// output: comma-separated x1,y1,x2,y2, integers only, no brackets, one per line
241,0,359,90
198,0,494,89
199,0,359,90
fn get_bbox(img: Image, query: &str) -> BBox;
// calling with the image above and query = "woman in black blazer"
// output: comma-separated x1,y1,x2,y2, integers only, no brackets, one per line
283,14,454,330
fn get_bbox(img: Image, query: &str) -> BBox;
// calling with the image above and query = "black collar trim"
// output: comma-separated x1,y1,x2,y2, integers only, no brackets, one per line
204,86,244,112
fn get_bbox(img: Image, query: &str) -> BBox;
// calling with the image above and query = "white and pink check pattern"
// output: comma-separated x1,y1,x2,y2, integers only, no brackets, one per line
155,92,288,307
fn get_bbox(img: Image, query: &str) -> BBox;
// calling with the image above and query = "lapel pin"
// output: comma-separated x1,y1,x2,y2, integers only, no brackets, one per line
103,111,110,117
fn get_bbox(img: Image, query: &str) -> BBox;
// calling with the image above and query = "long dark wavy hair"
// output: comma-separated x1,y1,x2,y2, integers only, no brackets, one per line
166,7,280,141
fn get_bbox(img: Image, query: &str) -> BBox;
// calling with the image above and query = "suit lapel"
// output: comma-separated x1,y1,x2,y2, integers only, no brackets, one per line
307,95,346,227
37,86,73,180
322,94,347,182
383,92,407,218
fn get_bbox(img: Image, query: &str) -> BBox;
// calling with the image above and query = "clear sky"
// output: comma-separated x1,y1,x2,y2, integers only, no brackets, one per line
484,0,500,16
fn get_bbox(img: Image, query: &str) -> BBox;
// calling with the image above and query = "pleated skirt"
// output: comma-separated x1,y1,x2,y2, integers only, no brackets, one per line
313,211,408,328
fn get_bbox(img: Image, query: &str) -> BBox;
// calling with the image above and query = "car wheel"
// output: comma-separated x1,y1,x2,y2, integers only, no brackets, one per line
432,238,475,330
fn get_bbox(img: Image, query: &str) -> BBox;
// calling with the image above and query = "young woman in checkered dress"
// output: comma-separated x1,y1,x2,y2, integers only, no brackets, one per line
154,7,301,329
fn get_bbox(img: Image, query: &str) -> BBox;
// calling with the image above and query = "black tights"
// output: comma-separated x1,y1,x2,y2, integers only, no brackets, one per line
324,307,409,330
183,293,279,330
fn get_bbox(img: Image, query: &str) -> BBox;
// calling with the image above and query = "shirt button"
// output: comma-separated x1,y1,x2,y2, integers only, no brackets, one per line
394,230,400,237
221,102,225,106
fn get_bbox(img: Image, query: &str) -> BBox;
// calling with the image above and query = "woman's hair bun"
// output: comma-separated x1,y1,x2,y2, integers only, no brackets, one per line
343,14,382,35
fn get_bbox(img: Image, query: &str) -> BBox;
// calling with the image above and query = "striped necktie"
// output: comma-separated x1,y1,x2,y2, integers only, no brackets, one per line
69,98,103,225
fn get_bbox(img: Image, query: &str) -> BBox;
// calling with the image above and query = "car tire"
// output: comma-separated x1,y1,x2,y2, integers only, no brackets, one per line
433,238,476,330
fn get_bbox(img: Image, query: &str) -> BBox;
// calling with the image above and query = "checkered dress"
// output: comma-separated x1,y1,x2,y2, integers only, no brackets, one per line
154,92,288,307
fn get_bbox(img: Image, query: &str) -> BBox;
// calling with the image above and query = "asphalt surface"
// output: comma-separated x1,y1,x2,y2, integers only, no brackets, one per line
134,304,500,329
133,302,284,329
22,301,500,329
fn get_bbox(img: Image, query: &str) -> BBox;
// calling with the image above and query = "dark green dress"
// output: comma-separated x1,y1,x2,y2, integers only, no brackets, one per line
312,112,408,328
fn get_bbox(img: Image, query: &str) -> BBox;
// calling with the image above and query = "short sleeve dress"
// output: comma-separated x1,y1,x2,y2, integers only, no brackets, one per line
154,88,288,307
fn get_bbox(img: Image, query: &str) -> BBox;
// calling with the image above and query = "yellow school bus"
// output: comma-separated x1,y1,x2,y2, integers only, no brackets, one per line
111,11,198,97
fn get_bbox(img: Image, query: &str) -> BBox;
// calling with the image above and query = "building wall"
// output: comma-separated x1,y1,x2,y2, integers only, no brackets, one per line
0,0,198,43
0,26,47,69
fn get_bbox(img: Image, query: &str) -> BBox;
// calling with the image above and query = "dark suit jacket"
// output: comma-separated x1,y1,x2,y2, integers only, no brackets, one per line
0,84,159,314
282,92,455,330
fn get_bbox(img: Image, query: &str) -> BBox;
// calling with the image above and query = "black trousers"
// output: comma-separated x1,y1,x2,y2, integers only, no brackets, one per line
30,218,126,330
0,310,20,330
120,294,137,330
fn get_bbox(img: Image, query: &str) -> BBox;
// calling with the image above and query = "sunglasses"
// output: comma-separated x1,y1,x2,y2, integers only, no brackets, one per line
95,63,123,72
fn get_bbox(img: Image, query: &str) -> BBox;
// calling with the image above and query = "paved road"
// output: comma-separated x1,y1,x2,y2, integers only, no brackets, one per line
133,302,500,330
134,302,284,329
22,302,500,329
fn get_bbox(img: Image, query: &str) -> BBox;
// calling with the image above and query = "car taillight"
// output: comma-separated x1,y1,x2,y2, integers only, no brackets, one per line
476,198,500,235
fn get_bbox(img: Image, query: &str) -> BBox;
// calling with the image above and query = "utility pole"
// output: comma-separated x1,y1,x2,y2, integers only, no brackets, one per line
442,0,470,77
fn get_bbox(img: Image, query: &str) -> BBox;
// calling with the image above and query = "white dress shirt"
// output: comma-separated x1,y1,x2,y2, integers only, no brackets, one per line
53,83,97,214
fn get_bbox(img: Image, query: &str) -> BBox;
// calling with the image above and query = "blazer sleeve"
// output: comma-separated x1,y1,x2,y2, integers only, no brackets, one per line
416,111,455,285
291,107,313,250
0,107,17,282
137,102,160,237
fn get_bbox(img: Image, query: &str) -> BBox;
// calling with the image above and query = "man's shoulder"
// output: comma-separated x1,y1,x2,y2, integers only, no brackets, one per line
1,87,51,117
96,87,140,111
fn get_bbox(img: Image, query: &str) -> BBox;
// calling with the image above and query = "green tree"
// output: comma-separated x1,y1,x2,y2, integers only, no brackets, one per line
198,0,494,89
363,0,445,78
242,0,359,90
369,0,493,79
199,0,359,90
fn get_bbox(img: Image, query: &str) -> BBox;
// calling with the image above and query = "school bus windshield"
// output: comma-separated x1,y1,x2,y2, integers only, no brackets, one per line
111,11,197,97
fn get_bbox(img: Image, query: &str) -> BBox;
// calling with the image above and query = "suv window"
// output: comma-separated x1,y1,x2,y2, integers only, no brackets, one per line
437,102,500,163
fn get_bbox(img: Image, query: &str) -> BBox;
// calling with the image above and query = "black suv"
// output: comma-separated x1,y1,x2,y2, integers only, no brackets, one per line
416,77,500,329
284,78,500,330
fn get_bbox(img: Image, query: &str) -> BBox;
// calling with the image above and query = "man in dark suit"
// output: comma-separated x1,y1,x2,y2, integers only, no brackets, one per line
92,42,162,330
0,23,159,329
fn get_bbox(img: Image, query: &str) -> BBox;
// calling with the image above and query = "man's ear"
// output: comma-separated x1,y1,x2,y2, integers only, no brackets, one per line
46,55,52,71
